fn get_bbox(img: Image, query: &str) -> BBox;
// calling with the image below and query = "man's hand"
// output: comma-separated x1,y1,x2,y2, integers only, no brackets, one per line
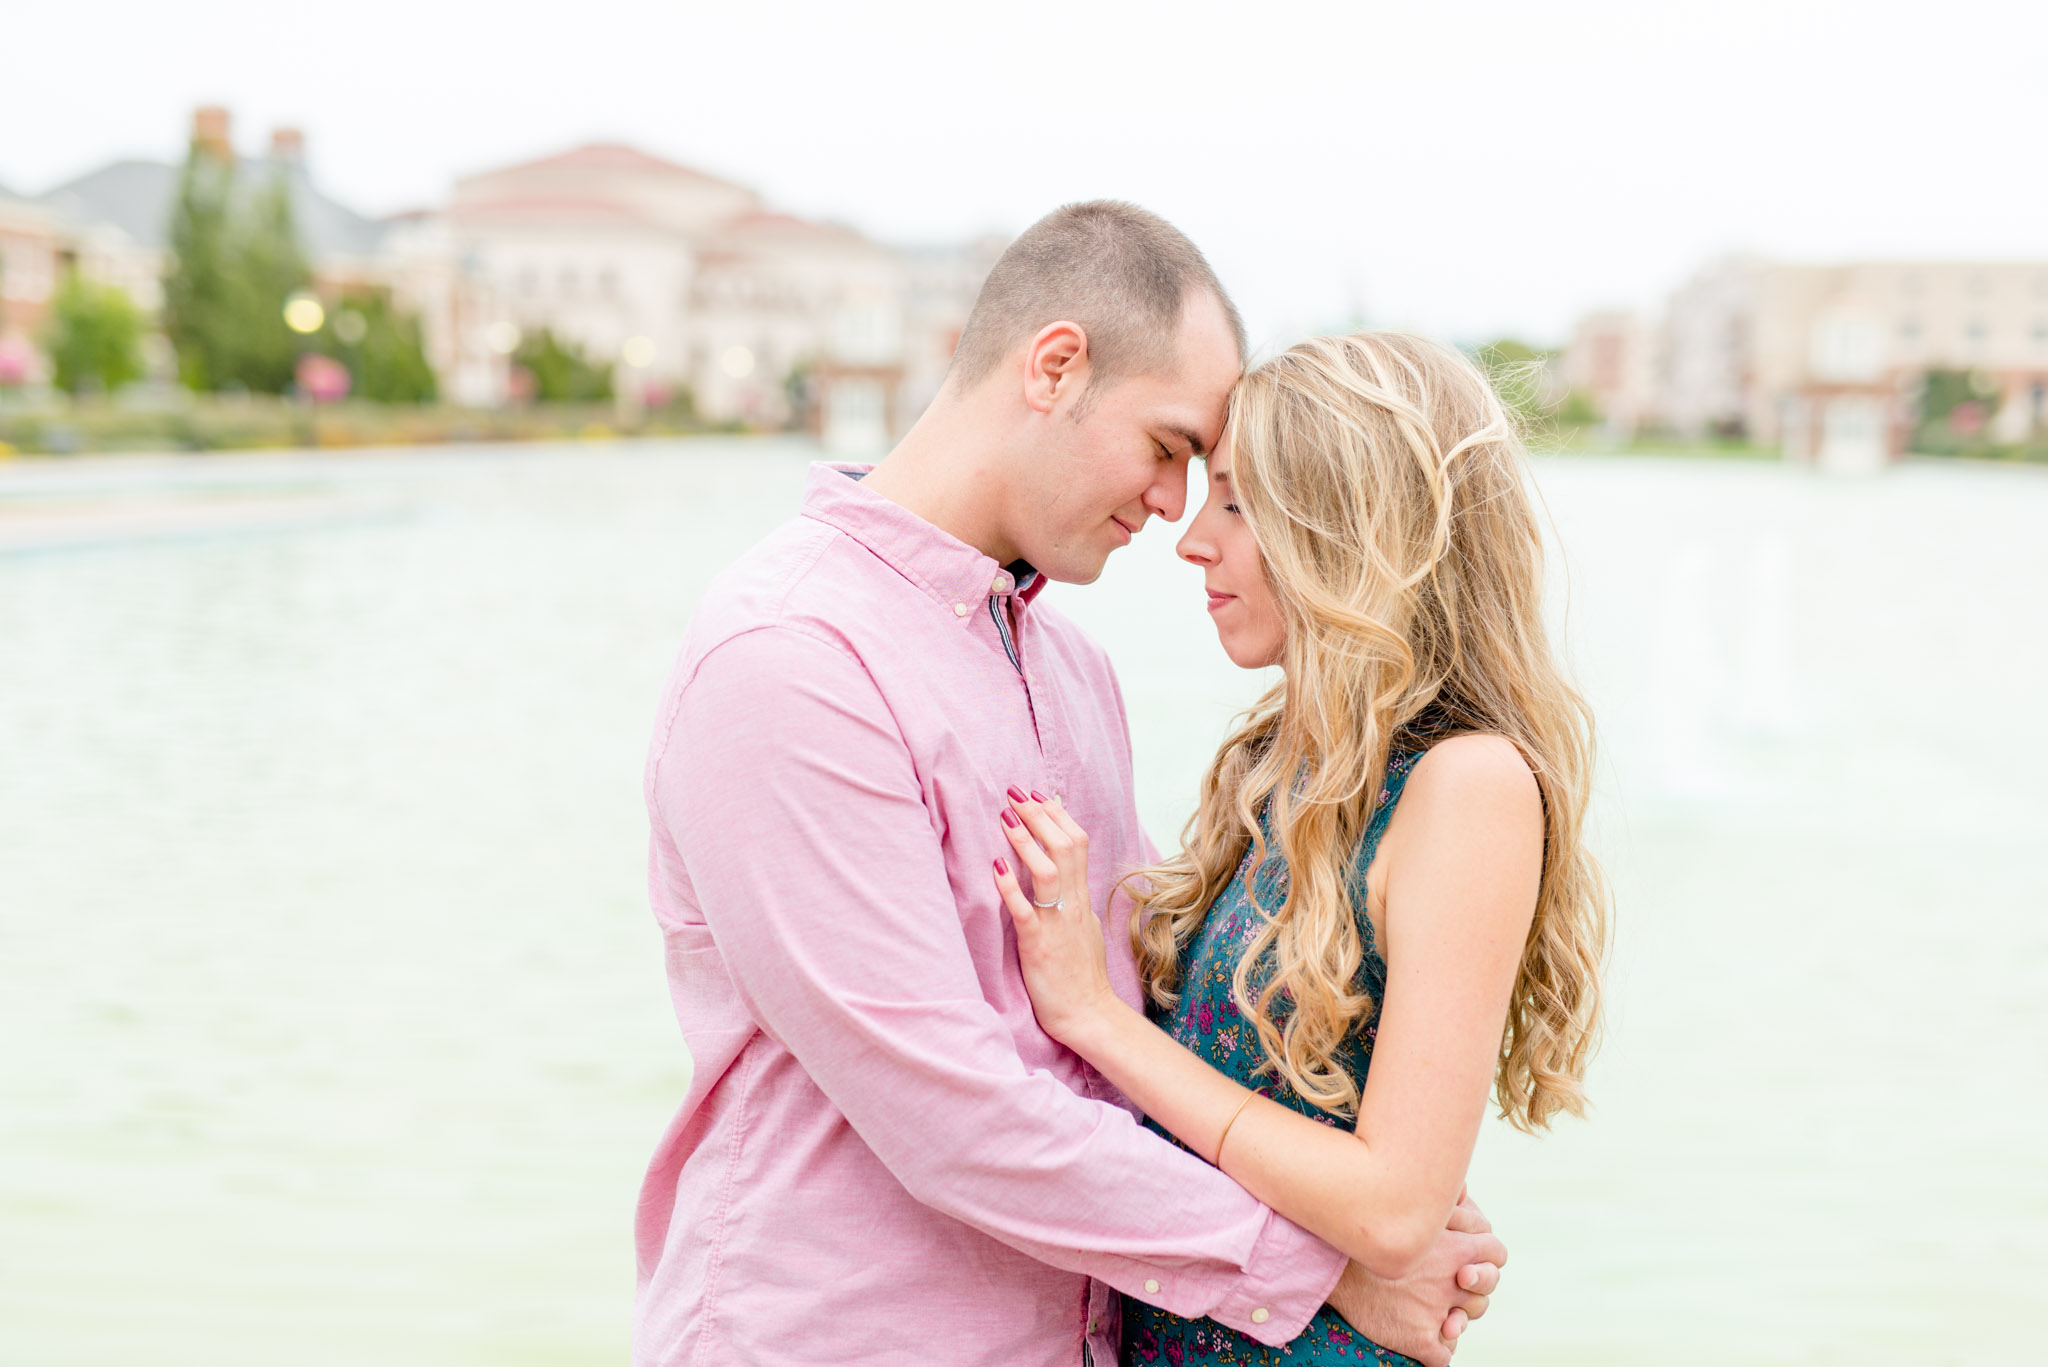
1323,1190,1505,1367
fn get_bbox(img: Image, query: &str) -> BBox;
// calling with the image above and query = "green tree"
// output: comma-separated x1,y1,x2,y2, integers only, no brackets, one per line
228,173,313,394
514,327,612,401
161,145,317,395
43,272,145,395
1914,367,2004,455
1555,388,1602,428
161,139,239,391
1917,368,1996,426
320,293,437,402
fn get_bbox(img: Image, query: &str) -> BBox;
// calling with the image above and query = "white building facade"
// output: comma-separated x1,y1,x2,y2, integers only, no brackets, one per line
438,143,996,444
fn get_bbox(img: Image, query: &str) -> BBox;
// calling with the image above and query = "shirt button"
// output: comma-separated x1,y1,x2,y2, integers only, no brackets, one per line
1143,1278,1160,1294
1251,1307,1271,1324
993,575,1008,592
953,602,969,617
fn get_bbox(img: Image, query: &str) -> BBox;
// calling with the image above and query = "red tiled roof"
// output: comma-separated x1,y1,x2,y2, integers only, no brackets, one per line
451,194,656,225
467,142,746,190
732,209,867,237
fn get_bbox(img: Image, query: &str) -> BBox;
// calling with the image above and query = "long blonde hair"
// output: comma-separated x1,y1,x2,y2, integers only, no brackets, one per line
1130,332,1607,1133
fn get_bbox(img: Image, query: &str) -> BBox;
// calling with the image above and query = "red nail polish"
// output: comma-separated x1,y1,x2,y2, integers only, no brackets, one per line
1006,785,1028,802
1030,790,1049,804
993,857,1009,876
1001,808,1021,828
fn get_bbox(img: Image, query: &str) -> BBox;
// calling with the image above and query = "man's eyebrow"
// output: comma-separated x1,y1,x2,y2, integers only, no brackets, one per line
1161,424,1207,458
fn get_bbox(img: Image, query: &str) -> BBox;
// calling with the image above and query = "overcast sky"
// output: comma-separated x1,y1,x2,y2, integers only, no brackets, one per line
6,0,2042,346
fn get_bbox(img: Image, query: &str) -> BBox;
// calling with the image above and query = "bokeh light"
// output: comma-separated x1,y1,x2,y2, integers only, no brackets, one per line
282,292,325,335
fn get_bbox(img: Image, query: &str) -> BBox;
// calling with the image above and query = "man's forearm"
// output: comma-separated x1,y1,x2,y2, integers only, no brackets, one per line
1064,996,1442,1277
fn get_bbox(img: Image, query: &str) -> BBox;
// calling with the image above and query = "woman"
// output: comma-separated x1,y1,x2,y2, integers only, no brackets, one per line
991,332,1609,1365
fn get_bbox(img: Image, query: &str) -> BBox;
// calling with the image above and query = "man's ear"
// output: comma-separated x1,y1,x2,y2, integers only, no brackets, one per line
1022,321,1089,415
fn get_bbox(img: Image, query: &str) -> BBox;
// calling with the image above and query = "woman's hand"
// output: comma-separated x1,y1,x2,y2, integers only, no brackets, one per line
992,788,1122,1049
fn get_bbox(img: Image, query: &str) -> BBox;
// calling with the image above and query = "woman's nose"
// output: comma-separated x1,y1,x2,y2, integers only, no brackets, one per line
1177,527,1214,566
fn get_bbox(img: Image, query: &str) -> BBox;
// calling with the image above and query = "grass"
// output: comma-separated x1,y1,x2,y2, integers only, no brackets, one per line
0,393,747,456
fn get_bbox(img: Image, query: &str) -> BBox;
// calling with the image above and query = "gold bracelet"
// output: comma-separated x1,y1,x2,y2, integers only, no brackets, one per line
1213,1092,1257,1166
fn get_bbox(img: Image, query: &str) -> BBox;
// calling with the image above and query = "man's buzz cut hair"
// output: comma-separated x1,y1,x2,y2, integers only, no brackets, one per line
949,200,1247,391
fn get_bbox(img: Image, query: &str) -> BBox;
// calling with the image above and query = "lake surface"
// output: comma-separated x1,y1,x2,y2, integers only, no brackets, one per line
2,440,2041,1365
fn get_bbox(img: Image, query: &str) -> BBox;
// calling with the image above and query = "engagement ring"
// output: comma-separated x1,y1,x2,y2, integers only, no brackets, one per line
1031,896,1063,910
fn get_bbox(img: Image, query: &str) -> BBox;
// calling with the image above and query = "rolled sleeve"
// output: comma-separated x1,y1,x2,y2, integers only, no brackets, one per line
653,625,1343,1344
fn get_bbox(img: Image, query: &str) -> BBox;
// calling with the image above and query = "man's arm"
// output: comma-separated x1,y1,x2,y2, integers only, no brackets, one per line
653,625,1340,1345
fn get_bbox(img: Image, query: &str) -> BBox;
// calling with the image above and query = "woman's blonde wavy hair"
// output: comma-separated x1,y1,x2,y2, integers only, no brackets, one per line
1130,331,1608,1133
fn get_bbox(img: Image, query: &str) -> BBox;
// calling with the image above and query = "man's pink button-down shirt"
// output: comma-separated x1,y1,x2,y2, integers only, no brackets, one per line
635,464,1345,1367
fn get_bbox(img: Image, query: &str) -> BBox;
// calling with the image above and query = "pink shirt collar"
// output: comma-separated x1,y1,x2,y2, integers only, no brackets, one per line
799,462,1045,618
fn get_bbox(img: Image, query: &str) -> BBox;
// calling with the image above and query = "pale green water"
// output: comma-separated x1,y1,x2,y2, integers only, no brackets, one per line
1,440,2041,1365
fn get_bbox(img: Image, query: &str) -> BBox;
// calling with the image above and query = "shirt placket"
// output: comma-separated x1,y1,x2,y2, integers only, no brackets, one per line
985,571,1062,789
986,578,1023,673
1084,1277,1116,1362
1004,589,1069,801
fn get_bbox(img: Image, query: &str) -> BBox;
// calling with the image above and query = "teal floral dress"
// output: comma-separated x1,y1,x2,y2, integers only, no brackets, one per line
1122,749,1426,1367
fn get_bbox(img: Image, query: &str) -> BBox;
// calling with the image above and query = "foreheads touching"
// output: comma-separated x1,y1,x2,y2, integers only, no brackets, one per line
949,201,1248,584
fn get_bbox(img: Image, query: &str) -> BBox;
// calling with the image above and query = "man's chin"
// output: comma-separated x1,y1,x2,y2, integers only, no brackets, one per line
1036,552,1110,587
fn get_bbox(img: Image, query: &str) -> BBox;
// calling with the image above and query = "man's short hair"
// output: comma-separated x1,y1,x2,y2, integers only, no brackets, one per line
949,201,1246,391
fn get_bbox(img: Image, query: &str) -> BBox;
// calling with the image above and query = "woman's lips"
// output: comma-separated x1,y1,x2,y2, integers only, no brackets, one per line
1206,590,1235,612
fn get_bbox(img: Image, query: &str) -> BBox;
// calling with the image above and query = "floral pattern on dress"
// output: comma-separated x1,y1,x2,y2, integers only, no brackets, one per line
1122,749,1426,1367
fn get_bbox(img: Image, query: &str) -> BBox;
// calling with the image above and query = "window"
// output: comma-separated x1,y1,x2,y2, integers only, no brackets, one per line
824,377,888,455
832,301,902,365
1810,315,1881,381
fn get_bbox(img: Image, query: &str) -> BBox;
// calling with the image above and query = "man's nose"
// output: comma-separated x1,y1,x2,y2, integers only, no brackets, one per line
1145,461,1191,523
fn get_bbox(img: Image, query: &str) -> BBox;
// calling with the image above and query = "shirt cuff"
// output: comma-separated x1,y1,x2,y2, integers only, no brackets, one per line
1204,1213,1348,1346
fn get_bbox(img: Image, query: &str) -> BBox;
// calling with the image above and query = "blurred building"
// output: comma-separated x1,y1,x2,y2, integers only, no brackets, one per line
440,142,997,439
0,189,63,385
1654,257,1760,442
12,109,1000,442
1561,310,1656,439
1578,256,2048,470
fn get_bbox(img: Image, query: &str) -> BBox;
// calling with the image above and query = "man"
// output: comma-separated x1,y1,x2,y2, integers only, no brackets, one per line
637,202,1505,1367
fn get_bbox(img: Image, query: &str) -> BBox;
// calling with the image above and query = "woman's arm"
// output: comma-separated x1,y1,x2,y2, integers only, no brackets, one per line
994,735,1542,1280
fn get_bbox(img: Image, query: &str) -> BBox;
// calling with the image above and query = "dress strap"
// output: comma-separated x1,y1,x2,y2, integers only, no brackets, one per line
1347,747,1427,986
1358,748,1425,871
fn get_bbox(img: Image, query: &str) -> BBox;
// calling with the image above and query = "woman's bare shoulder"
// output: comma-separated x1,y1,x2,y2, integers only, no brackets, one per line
1401,732,1542,830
